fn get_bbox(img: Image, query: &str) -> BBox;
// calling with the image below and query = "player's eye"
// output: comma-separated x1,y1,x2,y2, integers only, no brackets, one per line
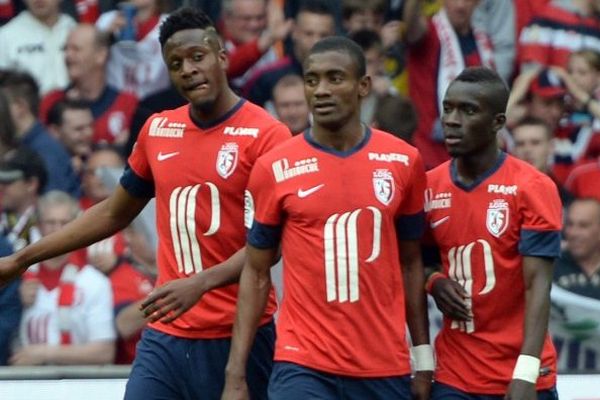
305,77,318,86
192,53,204,62
169,60,181,71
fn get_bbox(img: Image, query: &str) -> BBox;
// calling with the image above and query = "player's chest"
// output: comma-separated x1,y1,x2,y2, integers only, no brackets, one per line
426,182,520,247
146,134,252,194
278,155,409,219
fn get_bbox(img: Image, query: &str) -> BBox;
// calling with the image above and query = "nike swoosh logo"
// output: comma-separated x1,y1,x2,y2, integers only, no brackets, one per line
157,151,180,161
430,216,450,229
297,184,325,198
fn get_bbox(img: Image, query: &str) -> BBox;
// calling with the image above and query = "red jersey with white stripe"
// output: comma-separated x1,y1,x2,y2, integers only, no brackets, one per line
247,129,426,376
518,3,600,68
425,153,562,394
127,100,290,338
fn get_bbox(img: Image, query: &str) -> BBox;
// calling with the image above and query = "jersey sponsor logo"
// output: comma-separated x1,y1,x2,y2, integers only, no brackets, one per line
223,126,259,138
448,239,496,333
169,183,221,274
17,43,44,54
272,157,319,182
244,190,254,229
324,207,382,303
373,169,395,206
430,216,450,229
486,199,509,238
424,189,452,211
148,117,185,138
487,184,518,196
297,184,324,198
216,142,239,179
368,152,409,165
157,151,180,161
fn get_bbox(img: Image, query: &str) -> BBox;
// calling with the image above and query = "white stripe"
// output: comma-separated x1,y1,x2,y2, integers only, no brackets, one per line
479,239,496,295
448,246,459,330
335,212,351,302
462,242,475,333
347,210,361,302
170,187,184,273
204,182,220,236
365,206,381,262
178,185,194,274
186,184,202,273
324,214,338,302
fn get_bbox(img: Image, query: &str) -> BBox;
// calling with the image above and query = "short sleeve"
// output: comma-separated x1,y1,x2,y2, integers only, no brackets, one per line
246,160,283,248
399,151,427,216
126,116,154,182
518,174,562,257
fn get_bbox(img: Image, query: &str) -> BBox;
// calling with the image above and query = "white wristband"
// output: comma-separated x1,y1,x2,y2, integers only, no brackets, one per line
512,355,540,383
412,344,435,371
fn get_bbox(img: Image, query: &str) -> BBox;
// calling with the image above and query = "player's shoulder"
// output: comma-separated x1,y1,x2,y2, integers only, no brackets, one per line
426,159,452,183
236,100,287,128
255,133,305,163
504,154,556,189
368,128,422,163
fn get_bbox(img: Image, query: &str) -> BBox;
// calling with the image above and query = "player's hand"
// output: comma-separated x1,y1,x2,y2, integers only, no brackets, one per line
19,278,39,307
0,255,26,286
9,345,48,366
505,379,536,400
258,0,293,51
140,274,207,323
411,370,433,400
430,278,471,321
221,371,250,400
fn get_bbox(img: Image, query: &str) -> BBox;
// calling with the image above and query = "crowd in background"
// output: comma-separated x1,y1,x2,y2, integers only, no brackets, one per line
0,0,598,373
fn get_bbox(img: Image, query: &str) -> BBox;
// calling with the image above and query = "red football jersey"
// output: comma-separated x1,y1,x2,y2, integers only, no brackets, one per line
425,153,562,394
126,100,291,338
247,129,426,376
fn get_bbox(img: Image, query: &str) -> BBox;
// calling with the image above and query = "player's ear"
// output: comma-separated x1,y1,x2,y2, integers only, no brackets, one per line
492,113,506,133
358,75,371,99
218,48,229,71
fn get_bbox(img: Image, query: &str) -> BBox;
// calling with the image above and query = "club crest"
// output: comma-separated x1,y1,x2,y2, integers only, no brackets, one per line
486,199,509,237
216,142,239,179
373,169,395,205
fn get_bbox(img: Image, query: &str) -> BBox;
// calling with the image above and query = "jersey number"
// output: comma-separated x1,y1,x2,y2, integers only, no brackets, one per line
448,239,496,333
323,207,381,303
169,184,220,274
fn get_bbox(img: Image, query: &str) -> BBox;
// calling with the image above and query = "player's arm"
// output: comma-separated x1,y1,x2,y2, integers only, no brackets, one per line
140,247,248,323
506,255,554,400
402,0,428,44
223,244,278,400
0,186,150,284
9,340,116,366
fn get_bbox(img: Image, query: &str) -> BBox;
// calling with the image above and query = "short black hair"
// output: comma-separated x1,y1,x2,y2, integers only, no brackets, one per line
159,7,215,48
47,99,92,127
348,29,382,52
0,147,47,194
453,67,509,115
299,0,335,16
0,70,40,116
307,36,366,77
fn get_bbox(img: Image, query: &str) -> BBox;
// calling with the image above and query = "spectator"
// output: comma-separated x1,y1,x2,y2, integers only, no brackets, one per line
12,190,115,365
220,0,292,90
0,235,19,366
341,0,385,34
403,0,495,169
349,28,397,125
40,23,138,146
0,70,80,196
565,158,600,201
0,87,18,157
511,116,573,206
372,94,417,144
271,73,310,135
518,0,600,71
47,99,94,177
0,0,76,94
96,0,171,99
80,146,126,209
0,147,46,251
552,198,600,372
244,0,336,108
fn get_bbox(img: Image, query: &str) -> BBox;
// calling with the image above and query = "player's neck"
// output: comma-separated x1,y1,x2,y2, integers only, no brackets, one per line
455,146,501,185
190,88,239,122
311,120,365,152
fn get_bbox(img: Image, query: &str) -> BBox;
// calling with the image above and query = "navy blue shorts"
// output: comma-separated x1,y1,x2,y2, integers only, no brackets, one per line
268,361,412,400
431,381,559,400
124,321,275,400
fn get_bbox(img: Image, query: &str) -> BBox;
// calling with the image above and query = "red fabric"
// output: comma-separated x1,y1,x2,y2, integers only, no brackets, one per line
136,14,160,41
0,0,14,19
514,0,550,36
227,39,263,79
565,159,600,201
75,0,99,23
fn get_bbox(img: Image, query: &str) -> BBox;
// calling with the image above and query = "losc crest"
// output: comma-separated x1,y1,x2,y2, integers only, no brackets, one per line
486,199,509,237
216,142,239,179
372,168,395,206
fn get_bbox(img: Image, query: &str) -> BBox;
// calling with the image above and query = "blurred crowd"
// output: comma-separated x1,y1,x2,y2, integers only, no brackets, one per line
0,0,598,373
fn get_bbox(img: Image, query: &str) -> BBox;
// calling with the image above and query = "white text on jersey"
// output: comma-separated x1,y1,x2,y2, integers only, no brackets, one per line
487,184,518,195
368,152,409,165
149,117,185,138
224,126,259,138
272,158,319,183
424,189,452,211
